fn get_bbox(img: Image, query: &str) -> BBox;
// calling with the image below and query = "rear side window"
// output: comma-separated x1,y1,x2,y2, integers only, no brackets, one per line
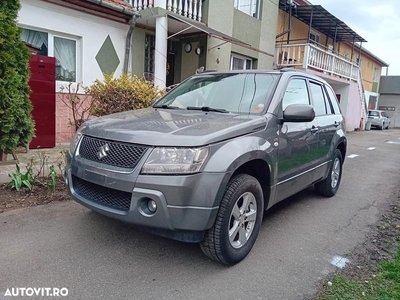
368,111,379,117
325,85,341,115
309,82,327,116
282,78,310,110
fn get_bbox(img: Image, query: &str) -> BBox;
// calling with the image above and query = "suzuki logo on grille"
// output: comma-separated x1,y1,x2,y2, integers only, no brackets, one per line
97,144,110,159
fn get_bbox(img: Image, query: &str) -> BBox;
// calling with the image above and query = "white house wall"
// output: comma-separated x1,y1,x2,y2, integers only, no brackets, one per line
18,0,129,89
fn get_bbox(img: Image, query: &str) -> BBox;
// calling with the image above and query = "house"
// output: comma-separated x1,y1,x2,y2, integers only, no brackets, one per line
18,0,138,144
19,0,390,146
275,0,389,131
378,76,400,128
128,0,279,89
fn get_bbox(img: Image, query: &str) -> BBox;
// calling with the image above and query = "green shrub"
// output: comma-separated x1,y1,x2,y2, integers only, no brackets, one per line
8,164,33,191
88,73,161,117
0,1,34,153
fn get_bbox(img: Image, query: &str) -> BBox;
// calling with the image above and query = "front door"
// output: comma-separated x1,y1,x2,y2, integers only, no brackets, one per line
275,78,319,202
166,52,175,87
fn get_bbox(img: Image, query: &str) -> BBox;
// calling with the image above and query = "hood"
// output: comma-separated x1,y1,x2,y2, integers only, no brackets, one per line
79,108,268,147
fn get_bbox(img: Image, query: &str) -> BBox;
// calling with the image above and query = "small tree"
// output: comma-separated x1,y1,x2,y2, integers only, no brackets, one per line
0,0,34,155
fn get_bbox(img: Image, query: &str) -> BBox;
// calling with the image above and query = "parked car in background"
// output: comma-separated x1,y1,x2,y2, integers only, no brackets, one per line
368,110,390,130
65,70,347,265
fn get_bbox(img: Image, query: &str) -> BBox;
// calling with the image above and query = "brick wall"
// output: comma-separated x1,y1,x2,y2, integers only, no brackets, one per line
56,93,94,144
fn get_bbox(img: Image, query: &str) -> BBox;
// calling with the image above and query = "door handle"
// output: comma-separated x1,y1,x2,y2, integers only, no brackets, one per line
333,121,340,127
311,126,319,133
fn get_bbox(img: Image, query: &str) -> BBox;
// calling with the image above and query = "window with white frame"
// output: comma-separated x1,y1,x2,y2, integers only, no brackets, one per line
234,0,259,18
230,54,253,70
21,28,78,82
373,67,379,82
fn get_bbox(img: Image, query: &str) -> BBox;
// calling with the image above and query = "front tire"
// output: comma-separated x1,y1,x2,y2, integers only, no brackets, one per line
200,174,264,265
315,149,343,197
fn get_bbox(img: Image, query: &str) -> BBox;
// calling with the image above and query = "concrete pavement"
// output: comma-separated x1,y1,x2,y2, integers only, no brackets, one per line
1,129,400,299
0,144,69,185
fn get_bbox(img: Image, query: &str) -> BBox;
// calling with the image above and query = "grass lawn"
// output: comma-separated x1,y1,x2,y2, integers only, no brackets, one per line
317,245,400,300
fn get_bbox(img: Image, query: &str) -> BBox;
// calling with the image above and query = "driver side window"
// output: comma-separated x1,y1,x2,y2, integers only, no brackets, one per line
282,79,310,110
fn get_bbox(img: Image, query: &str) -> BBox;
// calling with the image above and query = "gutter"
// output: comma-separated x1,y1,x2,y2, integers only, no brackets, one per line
123,15,139,74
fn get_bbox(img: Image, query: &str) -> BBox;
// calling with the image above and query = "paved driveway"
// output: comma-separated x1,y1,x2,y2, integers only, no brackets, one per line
1,129,400,300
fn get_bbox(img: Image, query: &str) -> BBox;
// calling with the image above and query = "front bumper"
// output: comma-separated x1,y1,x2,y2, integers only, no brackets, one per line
65,152,231,237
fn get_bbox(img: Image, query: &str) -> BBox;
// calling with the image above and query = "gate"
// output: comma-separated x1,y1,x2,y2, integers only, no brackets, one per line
29,55,56,149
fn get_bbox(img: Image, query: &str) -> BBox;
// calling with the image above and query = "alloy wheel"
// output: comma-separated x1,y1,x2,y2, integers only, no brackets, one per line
331,157,341,188
228,192,257,249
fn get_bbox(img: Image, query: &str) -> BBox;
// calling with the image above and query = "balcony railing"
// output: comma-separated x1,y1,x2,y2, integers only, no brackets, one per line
130,0,203,21
275,43,359,81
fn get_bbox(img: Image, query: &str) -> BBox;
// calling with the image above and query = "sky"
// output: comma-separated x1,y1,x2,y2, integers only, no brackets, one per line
310,0,400,75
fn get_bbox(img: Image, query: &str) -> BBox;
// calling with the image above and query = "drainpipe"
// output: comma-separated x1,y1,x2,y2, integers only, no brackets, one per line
287,0,293,44
123,15,139,74
307,7,313,44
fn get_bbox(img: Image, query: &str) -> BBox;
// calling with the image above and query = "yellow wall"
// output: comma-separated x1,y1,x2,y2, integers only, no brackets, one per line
276,10,384,92
336,43,383,92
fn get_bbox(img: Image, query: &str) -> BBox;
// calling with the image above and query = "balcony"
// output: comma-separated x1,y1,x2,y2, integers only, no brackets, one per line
130,0,203,21
275,43,360,82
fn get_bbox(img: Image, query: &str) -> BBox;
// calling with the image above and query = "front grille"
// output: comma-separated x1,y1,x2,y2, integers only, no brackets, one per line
72,175,132,211
79,136,148,169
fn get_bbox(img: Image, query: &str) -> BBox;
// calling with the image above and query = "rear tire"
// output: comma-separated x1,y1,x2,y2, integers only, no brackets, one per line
200,174,264,265
315,149,343,197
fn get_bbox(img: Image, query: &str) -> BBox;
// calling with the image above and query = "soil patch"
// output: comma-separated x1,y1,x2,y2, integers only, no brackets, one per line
0,177,71,213
341,199,400,279
315,193,400,298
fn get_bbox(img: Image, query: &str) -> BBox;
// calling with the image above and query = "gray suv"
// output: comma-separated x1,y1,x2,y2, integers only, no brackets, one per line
65,70,346,265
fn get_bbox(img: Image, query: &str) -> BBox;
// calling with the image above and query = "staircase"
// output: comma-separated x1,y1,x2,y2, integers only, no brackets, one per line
356,68,368,129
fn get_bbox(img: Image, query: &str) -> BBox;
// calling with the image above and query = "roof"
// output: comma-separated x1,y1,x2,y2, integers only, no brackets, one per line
279,0,366,43
61,0,137,22
103,0,132,10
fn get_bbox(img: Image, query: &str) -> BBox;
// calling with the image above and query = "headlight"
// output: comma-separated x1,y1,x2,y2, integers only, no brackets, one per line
69,131,83,155
141,147,209,174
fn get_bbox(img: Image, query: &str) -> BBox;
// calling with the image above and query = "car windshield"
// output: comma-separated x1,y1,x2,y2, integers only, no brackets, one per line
154,73,280,114
368,111,379,117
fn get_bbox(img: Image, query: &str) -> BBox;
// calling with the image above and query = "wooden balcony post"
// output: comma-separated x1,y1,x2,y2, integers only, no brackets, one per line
330,56,335,75
197,0,202,21
178,0,182,14
193,0,198,21
188,0,193,19
183,0,189,17
303,44,310,69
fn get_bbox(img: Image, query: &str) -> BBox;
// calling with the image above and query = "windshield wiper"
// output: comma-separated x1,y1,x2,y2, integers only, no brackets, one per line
186,106,229,113
153,104,183,110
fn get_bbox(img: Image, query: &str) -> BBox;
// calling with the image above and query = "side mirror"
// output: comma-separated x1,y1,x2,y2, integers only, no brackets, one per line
282,104,315,123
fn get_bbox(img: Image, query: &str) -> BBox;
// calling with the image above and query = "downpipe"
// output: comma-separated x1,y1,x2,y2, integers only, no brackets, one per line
123,15,139,74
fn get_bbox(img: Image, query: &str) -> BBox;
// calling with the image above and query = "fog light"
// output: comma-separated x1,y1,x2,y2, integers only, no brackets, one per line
148,199,157,212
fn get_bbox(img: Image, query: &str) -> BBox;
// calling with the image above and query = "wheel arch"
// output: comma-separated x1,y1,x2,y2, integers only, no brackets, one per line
336,138,347,162
229,159,272,210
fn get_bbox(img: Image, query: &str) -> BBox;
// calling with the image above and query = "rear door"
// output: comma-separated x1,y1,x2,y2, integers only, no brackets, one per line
310,82,343,182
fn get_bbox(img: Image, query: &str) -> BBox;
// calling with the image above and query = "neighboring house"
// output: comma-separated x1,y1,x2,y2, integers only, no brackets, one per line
128,0,279,89
378,76,400,128
275,0,388,131
18,0,137,143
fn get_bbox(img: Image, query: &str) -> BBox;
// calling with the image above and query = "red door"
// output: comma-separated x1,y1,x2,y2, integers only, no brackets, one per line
29,55,56,149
